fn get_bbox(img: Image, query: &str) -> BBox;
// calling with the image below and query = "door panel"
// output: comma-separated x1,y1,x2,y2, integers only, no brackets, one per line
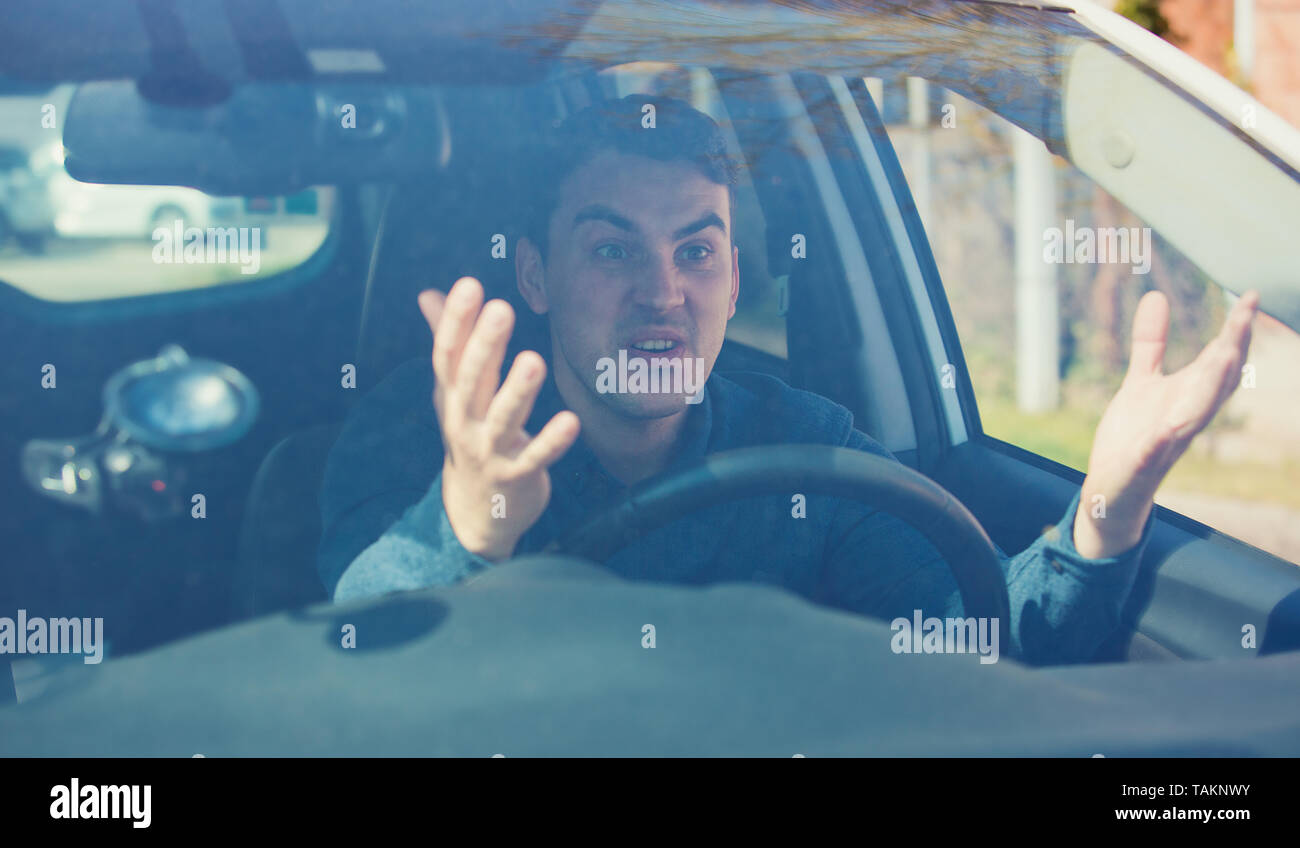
934,439,1300,661
0,200,367,654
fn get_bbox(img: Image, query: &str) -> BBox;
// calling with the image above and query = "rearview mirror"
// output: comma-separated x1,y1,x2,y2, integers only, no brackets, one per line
62,80,449,195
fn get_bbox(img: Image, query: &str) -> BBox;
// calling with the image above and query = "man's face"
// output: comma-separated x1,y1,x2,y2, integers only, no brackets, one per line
520,149,739,419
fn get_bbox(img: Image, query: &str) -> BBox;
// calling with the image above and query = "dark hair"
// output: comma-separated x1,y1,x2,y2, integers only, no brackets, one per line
522,93,740,263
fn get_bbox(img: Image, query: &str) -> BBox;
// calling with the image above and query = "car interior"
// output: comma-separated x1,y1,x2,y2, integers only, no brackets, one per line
3,15,1300,718
3,0,1300,759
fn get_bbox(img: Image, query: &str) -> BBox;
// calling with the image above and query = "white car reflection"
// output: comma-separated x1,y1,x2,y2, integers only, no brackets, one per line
48,172,215,238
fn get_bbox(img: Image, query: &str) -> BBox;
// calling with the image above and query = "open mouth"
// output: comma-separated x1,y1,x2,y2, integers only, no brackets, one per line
629,339,679,353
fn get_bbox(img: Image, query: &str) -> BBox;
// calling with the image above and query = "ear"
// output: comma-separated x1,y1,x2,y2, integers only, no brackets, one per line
515,237,550,315
727,243,740,320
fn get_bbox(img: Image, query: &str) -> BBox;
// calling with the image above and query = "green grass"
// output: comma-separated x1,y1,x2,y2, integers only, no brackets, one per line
978,395,1098,473
977,395,1300,511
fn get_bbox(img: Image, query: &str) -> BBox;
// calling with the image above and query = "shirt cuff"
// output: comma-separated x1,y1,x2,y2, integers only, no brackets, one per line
421,470,496,576
1039,489,1154,580
332,470,495,603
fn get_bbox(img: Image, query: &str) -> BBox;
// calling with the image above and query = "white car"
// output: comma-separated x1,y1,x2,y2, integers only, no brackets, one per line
39,144,215,238
0,143,56,251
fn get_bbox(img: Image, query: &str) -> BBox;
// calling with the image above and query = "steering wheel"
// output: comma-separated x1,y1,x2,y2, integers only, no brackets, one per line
549,445,1011,647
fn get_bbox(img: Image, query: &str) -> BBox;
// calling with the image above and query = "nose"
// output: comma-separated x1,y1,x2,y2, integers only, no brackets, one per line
631,249,686,311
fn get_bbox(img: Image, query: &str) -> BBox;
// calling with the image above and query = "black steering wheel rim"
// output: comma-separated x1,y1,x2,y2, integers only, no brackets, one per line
549,445,1011,646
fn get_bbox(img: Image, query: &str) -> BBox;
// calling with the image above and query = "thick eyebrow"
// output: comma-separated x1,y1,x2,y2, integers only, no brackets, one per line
571,204,727,241
572,204,636,234
671,211,727,242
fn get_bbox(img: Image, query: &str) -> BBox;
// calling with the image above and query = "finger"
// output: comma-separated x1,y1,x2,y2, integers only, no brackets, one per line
418,290,448,409
418,288,447,392
416,289,446,336
1187,290,1258,409
1215,292,1258,402
431,277,484,389
1208,331,1255,418
484,350,547,450
454,298,515,419
511,411,580,473
1126,290,1169,378
1174,350,1236,437
1216,289,1259,360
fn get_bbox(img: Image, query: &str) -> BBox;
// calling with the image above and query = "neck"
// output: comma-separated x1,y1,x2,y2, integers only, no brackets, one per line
553,359,690,486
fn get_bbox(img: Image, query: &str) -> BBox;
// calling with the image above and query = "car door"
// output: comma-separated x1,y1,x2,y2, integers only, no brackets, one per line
0,141,368,656
548,0,1300,664
799,11,1300,662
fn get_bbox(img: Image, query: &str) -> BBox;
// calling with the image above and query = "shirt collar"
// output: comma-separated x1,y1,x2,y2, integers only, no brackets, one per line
529,369,716,490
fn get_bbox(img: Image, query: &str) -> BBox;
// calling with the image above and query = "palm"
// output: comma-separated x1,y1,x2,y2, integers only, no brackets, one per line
1087,290,1258,501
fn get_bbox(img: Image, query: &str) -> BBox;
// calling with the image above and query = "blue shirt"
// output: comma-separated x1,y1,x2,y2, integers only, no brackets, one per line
318,357,1150,665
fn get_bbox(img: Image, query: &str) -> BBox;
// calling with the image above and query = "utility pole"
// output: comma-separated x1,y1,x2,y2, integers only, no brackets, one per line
907,76,932,229
1235,0,1256,83
1013,123,1060,413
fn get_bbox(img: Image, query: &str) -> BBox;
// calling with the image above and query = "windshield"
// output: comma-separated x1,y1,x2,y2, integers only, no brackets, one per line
2,0,1298,755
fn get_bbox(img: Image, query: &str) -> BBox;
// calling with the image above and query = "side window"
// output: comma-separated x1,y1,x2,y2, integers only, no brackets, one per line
880,76,1300,564
0,86,334,302
594,63,787,359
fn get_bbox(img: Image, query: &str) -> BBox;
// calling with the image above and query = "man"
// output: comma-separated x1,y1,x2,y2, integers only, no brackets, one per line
318,95,1258,665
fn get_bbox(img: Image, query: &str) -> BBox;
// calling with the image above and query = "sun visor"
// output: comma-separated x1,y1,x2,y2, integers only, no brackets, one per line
0,0,599,85
61,80,450,195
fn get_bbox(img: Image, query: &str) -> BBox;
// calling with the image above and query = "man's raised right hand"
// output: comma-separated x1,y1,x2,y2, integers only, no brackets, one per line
417,277,580,561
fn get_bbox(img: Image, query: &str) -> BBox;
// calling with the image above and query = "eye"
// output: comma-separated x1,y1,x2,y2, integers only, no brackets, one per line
595,243,627,260
680,244,713,262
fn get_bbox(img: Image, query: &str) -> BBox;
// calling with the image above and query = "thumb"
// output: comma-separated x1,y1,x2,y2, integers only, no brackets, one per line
417,289,446,336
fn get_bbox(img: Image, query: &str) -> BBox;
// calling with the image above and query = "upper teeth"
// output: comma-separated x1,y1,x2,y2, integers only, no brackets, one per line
632,340,676,351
